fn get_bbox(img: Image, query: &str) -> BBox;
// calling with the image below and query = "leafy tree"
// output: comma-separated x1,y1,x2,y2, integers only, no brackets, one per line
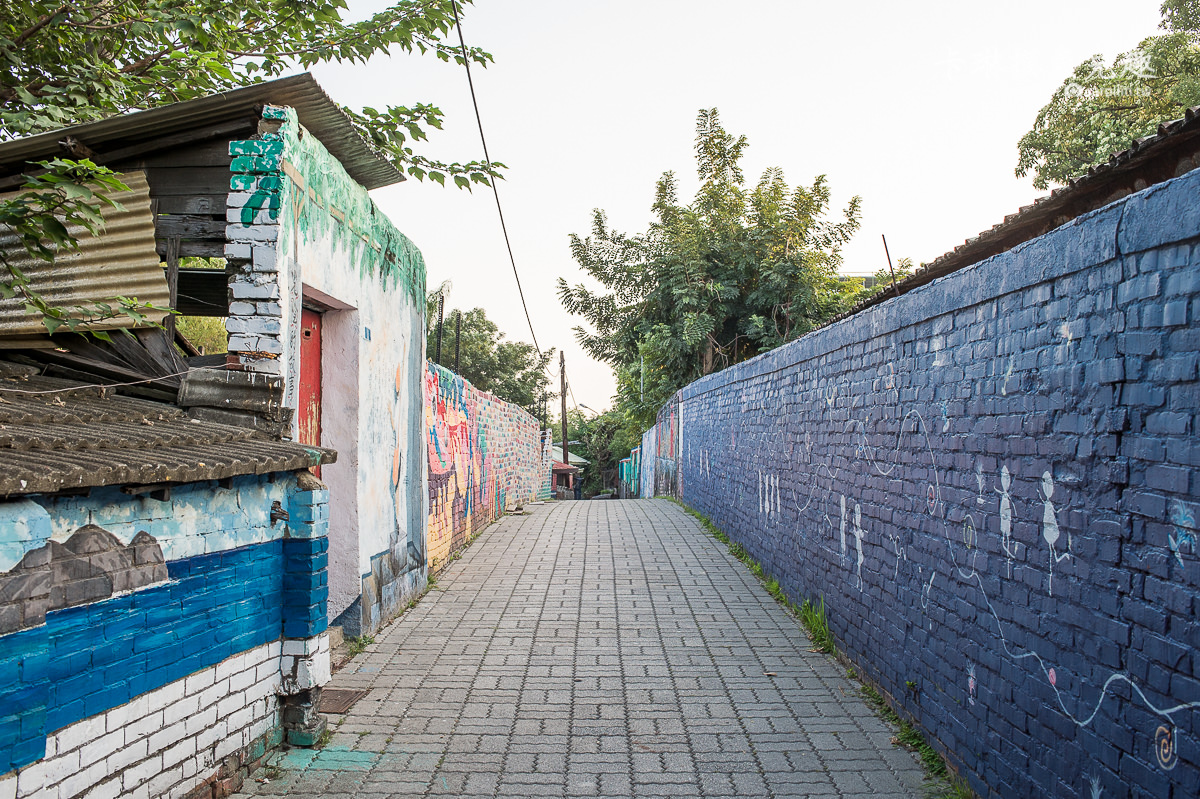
1,0,500,331
427,304,554,419
1016,0,1200,189
0,158,166,334
0,0,499,188
558,109,863,431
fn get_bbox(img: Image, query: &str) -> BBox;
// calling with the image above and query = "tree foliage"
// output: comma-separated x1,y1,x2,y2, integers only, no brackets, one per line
0,0,501,188
427,304,553,420
1016,0,1200,189
1,0,500,332
0,158,167,334
558,109,863,431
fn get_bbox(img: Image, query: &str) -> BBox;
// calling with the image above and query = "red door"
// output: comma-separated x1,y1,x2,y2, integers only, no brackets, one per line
299,308,322,475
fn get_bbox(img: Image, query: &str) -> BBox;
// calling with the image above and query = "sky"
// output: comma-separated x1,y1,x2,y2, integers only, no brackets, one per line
310,0,1165,413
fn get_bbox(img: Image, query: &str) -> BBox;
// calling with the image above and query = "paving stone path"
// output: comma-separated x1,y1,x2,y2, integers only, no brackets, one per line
236,499,927,798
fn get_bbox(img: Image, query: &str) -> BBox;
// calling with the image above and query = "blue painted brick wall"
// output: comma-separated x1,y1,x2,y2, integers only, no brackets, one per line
0,471,331,774
663,168,1200,798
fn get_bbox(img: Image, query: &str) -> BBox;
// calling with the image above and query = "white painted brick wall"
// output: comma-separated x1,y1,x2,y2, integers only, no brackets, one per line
15,641,286,799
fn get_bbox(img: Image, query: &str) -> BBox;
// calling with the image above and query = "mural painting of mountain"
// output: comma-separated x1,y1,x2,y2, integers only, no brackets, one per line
0,525,168,635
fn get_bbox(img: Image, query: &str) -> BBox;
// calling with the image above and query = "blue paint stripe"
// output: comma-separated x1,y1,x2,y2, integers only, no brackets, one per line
1,533,329,771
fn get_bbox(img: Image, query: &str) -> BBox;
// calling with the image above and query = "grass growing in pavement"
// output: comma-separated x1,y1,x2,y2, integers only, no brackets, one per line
346,635,375,657
668,497,974,798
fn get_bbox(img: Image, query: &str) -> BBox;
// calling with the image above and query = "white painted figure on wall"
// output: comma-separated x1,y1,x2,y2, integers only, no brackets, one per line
840,494,847,560
998,465,1015,578
1041,471,1070,595
853,502,865,590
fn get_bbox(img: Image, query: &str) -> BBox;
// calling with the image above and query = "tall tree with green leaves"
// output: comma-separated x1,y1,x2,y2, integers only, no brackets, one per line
1016,0,1200,189
427,305,553,420
558,109,863,430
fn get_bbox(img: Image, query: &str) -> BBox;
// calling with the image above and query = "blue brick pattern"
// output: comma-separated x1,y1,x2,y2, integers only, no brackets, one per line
653,168,1200,798
282,537,329,638
0,473,330,774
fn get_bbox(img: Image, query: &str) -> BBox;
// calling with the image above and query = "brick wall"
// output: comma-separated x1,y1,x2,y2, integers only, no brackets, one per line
425,363,550,569
656,169,1200,797
0,471,331,798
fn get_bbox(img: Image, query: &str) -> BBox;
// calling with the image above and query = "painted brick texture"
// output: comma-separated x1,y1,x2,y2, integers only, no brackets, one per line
654,169,1200,797
425,363,551,569
0,472,331,795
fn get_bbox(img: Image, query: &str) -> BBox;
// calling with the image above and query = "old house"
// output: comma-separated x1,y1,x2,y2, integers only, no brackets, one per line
0,73,429,796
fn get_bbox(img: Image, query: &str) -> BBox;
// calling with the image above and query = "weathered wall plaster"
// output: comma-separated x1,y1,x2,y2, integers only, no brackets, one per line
225,106,427,636
0,471,331,795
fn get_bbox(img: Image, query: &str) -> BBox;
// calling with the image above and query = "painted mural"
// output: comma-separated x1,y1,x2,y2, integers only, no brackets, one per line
231,105,429,635
425,362,550,569
662,169,1200,797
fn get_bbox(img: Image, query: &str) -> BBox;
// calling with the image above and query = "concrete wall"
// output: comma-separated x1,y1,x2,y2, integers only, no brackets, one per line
654,169,1200,797
425,363,551,569
0,472,331,798
224,106,427,636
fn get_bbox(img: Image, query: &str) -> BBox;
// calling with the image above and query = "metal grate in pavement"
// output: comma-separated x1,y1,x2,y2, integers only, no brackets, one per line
318,688,368,714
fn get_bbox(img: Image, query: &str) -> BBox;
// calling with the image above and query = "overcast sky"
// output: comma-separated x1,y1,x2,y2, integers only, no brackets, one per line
311,0,1164,413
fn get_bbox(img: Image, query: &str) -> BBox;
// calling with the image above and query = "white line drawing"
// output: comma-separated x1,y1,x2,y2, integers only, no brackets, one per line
852,502,865,590
1088,774,1102,799
1000,355,1015,396
998,465,1016,578
975,461,986,505
967,662,976,707
839,494,848,560
1042,471,1071,596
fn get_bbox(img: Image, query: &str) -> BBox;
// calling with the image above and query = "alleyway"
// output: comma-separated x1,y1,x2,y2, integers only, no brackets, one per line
237,500,927,798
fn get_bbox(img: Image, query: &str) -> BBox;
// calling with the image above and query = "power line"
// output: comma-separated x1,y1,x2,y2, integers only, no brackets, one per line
449,1,543,358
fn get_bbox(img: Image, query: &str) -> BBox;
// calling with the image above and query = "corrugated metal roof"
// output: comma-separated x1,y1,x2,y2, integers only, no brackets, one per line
0,74,403,191
840,105,1200,320
0,365,335,497
0,170,169,336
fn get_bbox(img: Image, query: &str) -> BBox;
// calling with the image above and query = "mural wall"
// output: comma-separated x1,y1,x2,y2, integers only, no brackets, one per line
225,106,427,636
660,171,1200,797
0,472,330,797
425,363,551,569
640,426,657,500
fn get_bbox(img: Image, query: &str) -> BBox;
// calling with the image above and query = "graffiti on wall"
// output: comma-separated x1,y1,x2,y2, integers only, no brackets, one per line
425,362,549,569
668,169,1200,797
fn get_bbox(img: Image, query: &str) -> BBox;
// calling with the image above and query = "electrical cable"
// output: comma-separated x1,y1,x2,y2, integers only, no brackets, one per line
449,0,543,358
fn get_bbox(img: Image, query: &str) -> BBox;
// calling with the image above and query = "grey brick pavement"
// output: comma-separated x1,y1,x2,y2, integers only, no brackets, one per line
236,500,927,798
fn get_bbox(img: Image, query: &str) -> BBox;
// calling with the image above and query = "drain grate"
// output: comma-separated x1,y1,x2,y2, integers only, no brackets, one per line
319,688,369,714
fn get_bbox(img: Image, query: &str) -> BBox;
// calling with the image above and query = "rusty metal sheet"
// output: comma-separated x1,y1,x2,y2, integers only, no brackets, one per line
0,369,335,497
0,170,169,336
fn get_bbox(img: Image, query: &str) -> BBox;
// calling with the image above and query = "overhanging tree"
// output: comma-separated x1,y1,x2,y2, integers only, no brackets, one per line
1,0,501,330
1016,0,1200,189
558,109,863,430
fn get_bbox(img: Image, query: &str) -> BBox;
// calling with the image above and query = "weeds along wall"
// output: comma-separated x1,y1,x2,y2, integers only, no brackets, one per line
656,169,1200,798
0,472,330,799
425,362,552,569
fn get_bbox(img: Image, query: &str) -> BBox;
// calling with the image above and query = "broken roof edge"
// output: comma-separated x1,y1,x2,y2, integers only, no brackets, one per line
0,74,404,191
836,105,1200,323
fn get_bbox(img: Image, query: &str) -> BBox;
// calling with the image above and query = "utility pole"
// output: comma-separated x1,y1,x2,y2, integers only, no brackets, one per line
560,351,569,490
434,292,445,364
454,311,461,373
